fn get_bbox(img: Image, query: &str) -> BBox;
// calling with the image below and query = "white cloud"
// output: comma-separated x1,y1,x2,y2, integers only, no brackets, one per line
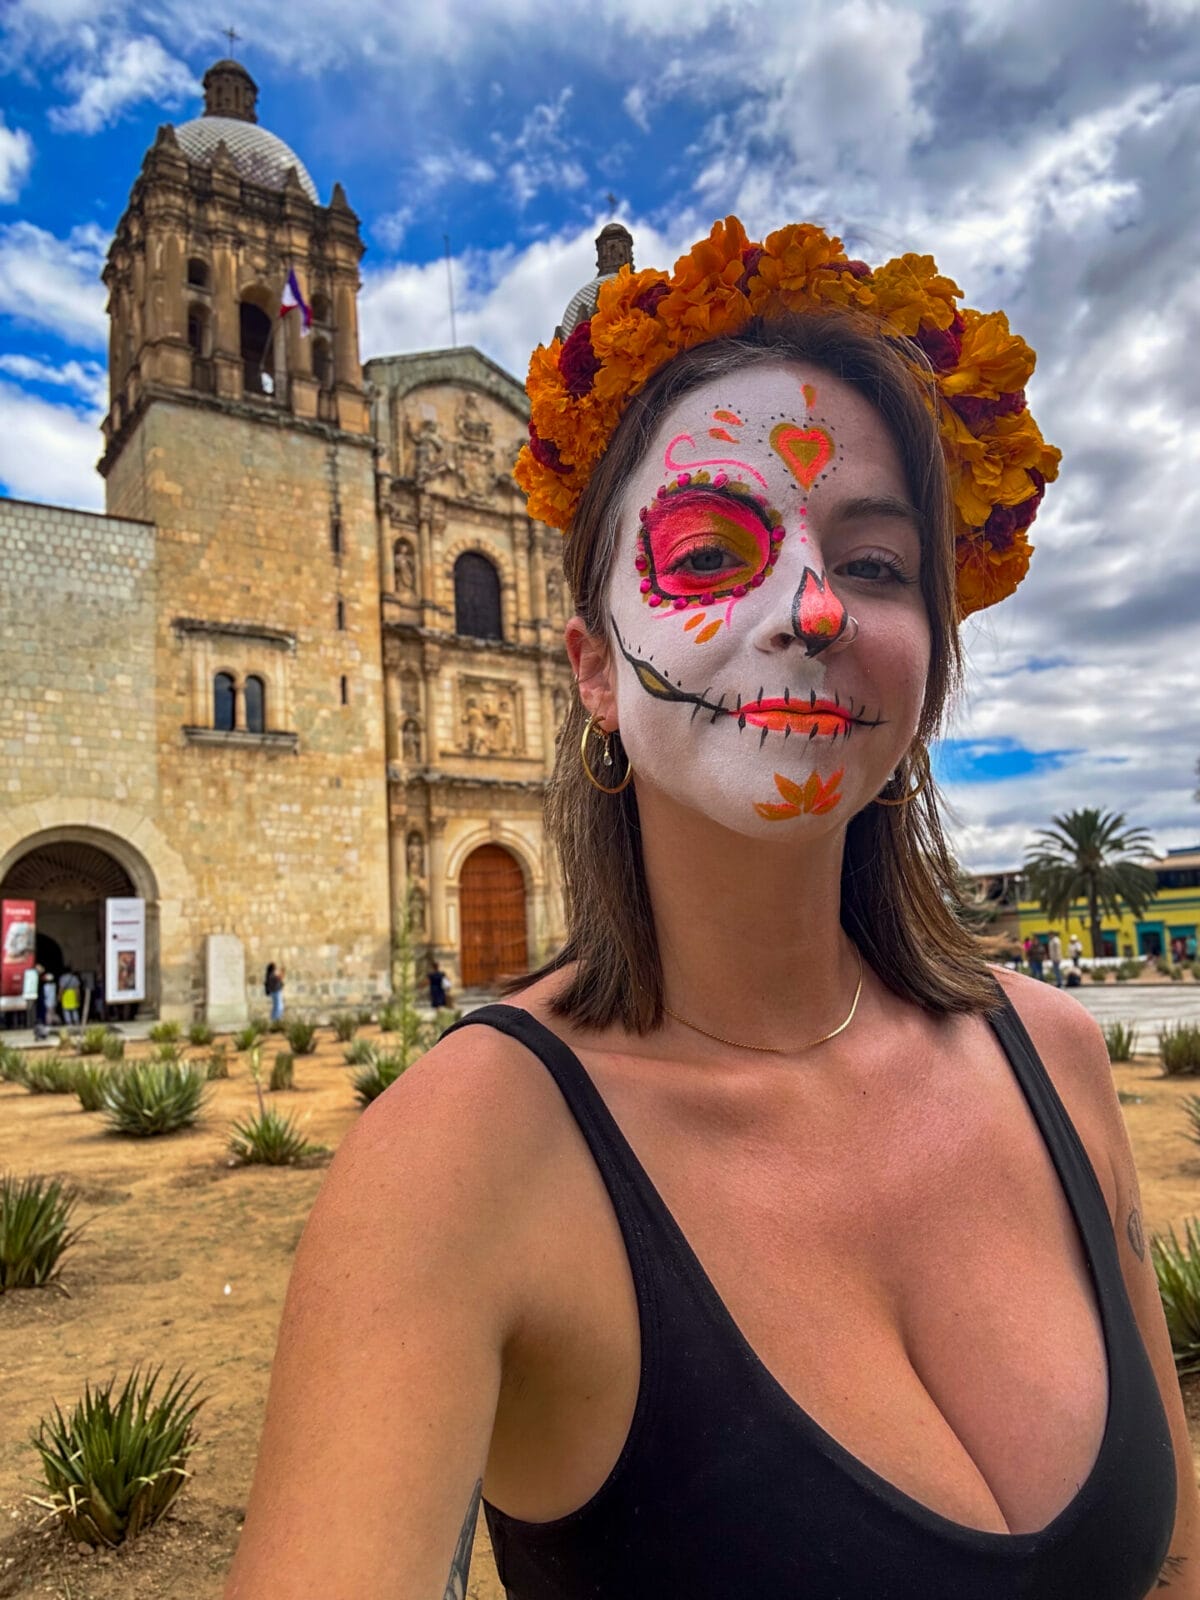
0,352,107,408
0,380,103,510
0,117,33,203
499,88,588,208
0,221,107,346
419,149,496,187
49,31,197,133
623,84,649,132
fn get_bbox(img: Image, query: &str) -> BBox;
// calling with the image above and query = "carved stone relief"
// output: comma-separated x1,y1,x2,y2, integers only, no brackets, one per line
402,719,422,762
458,676,524,756
406,830,425,879
400,670,421,715
393,537,416,594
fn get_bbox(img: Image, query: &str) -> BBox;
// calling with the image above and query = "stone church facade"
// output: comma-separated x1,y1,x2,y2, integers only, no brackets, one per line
0,59,596,1023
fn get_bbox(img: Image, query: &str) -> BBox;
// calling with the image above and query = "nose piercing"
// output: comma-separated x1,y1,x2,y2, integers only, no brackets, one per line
840,616,860,646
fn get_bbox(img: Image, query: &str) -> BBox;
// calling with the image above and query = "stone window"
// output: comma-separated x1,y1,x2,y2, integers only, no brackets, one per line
240,301,273,395
244,674,266,734
213,672,235,732
311,292,331,325
187,257,210,289
187,304,211,358
454,552,503,641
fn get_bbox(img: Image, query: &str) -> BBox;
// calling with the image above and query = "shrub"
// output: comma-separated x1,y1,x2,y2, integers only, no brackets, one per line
1169,964,1185,982
1191,962,1200,982
148,1021,181,1044
228,1104,324,1166
23,1055,79,1095
187,1021,214,1047
269,1051,294,1092
267,1018,287,1034
1102,1020,1138,1063
343,1036,376,1066
0,1172,85,1290
204,1046,230,1081
99,1060,209,1137
331,1011,358,1042
377,1003,402,1034
285,1018,317,1056
101,1033,126,1063
1118,958,1143,980
152,1042,183,1065
74,1062,116,1113
75,1024,110,1057
1152,1220,1200,1375
28,1366,205,1547
355,1007,374,1027
233,1026,259,1052
1161,1023,1200,1077
350,1050,409,1108
0,1044,28,1084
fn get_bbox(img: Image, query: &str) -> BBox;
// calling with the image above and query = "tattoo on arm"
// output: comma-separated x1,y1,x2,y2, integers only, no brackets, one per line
1127,1206,1146,1263
1157,1552,1187,1587
443,1479,483,1600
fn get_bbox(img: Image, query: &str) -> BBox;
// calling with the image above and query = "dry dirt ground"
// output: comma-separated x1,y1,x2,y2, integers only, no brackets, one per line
2,1018,1200,1598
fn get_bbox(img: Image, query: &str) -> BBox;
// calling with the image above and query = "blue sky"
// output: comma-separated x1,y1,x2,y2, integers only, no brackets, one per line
2,0,1199,870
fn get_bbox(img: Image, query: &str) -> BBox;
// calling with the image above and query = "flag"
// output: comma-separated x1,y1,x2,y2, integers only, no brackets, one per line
280,268,312,336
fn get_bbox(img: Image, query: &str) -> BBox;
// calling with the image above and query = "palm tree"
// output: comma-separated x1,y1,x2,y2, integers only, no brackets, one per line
1022,808,1158,960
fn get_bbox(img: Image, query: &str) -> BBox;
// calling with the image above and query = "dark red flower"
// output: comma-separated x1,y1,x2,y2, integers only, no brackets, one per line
916,311,964,374
633,282,670,316
737,245,764,294
528,422,568,474
840,258,872,279
949,389,1026,433
559,320,601,397
983,470,1046,546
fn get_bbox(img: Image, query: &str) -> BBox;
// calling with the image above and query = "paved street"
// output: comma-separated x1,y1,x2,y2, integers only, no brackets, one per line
1053,983,1200,1052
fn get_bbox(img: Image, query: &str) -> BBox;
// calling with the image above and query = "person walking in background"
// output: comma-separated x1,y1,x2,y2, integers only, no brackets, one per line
59,963,81,1026
1022,935,1033,970
265,962,285,1023
1188,933,1198,963
41,968,58,1028
1048,932,1063,988
427,961,450,1010
1069,933,1083,966
1029,942,1045,982
22,962,39,1029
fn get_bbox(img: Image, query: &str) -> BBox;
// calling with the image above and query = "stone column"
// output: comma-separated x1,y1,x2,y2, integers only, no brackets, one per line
428,816,450,978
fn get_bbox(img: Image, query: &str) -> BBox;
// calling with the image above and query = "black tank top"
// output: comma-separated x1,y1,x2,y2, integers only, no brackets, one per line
442,990,1176,1598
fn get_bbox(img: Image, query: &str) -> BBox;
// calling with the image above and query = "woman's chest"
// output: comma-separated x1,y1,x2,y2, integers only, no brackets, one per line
485,1022,1112,1537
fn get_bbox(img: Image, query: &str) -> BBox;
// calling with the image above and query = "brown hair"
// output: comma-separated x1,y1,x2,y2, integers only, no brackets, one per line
512,312,1000,1030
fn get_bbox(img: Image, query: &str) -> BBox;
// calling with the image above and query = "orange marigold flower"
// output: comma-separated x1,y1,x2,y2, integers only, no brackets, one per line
656,216,754,341
955,531,1033,619
870,254,961,337
939,309,1036,400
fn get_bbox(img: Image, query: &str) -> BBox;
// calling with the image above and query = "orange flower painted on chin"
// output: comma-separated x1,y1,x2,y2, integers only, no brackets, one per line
753,767,844,822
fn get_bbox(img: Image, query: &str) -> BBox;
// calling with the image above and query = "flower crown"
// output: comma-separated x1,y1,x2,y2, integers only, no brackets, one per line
514,216,1061,618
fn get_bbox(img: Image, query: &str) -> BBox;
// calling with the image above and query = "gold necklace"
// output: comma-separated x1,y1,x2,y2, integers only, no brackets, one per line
663,947,864,1054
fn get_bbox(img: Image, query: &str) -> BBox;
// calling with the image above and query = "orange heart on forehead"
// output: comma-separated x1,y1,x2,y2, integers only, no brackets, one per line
770,422,834,490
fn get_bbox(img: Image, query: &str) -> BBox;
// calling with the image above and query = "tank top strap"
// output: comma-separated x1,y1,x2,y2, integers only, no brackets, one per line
439,1003,669,1280
984,983,1119,1270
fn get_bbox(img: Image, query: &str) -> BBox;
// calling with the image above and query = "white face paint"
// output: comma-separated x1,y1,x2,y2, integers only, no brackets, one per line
605,363,931,838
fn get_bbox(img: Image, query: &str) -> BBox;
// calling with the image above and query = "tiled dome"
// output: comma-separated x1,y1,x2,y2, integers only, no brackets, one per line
174,116,319,203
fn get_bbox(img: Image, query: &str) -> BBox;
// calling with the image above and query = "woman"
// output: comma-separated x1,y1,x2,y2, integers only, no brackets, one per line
225,221,1195,1598
265,961,285,1024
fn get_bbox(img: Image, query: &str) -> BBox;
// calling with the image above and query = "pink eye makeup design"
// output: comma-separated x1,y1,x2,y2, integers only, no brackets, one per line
635,479,785,634
663,430,770,489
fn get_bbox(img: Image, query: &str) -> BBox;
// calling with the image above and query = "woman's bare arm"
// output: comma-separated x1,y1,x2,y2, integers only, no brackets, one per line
223,1030,539,1599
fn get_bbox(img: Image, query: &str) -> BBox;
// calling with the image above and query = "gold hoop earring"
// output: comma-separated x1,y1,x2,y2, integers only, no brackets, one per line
580,712,634,794
874,740,931,807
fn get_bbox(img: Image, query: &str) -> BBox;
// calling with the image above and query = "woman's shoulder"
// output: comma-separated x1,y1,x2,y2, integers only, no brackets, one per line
987,964,1123,1217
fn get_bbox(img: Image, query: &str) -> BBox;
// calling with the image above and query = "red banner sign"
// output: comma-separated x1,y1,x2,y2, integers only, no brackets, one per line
1,900,36,998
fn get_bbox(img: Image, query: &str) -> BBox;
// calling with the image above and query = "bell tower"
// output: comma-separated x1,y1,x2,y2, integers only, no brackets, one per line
92,59,392,1017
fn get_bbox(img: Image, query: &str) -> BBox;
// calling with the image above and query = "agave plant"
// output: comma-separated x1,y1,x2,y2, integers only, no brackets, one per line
330,1011,358,1043
99,1060,209,1137
148,1021,181,1045
75,1024,110,1057
1161,1023,1200,1077
187,1021,215,1048
74,1062,116,1113
204,1045,230,1081
233,1025,259,1053
27,1366,206,1547
23,1055,80,1095
1152,1220,1200,1375
101,1033,126,1063
350,1050,410,1108
343,1036,376,1066
0,1044,28,1085
0,1172,86,1290
228,1104,325,1166
284,1017,317,1056
1102,1020,1138,1063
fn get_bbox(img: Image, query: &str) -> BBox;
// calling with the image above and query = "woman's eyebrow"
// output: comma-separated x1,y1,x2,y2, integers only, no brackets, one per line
829,493,921,525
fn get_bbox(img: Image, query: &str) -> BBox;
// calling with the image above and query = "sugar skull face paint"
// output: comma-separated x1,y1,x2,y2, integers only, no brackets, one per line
604,363,930,840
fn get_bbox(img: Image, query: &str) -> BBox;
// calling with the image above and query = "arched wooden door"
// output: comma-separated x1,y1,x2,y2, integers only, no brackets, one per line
459,844,527,989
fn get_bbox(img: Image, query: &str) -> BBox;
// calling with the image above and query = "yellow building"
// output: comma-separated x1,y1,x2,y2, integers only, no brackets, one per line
1017,845,1200,962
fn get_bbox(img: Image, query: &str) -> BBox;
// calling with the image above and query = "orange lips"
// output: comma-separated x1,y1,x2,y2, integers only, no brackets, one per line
739,697,851,737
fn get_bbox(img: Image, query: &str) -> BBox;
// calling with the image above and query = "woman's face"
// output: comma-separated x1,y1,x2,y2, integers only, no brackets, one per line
603,362,932,839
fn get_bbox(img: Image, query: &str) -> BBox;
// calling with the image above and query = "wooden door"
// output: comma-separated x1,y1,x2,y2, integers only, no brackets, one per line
459,845,528,989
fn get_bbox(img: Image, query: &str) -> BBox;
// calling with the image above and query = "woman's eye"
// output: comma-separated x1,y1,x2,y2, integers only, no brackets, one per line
668,543,738,575
843,555,908,583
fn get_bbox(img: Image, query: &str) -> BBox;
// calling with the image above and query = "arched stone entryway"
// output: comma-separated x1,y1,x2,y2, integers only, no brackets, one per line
0,829,161,1019
458,843,528,989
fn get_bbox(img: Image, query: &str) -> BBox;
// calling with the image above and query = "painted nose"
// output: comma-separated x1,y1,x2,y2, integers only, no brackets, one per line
792,567,848,656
